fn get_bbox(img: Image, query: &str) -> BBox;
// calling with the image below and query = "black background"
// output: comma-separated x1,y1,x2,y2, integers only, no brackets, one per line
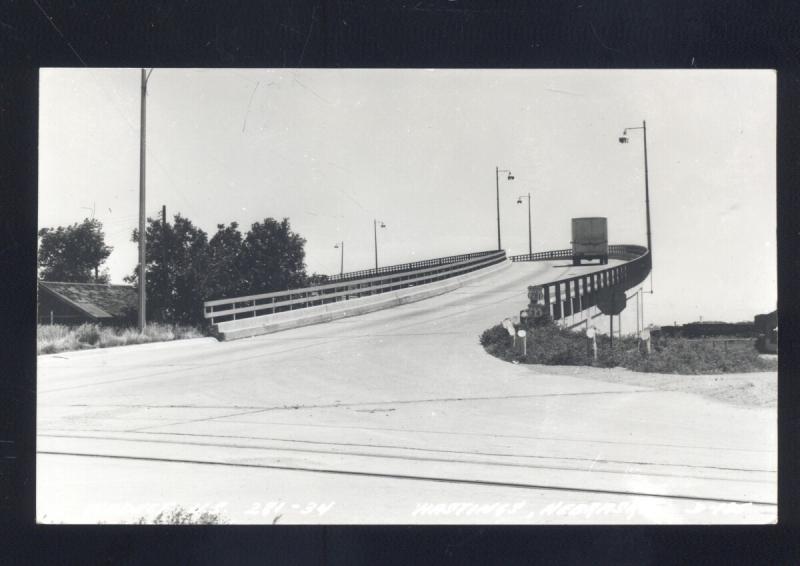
1,1,798,563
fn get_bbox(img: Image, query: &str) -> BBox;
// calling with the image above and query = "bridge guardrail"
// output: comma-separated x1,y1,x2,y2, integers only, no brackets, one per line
325,250,502,283
204,250,507,324
511,244,650,321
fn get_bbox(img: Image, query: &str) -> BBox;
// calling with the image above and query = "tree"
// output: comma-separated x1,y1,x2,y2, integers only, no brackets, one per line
127,214,315,327
38,218,112,283
206,222,245,300
126,213,209,325
305,273,330,286
239,218,309,294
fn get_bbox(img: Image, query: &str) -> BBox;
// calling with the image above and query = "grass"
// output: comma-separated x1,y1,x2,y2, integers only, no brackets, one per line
480,319,778,374
38,322,204,355
134,505,227,525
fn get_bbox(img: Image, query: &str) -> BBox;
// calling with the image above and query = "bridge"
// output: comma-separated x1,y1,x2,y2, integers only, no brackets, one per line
202,244,651,340
37,245,776,524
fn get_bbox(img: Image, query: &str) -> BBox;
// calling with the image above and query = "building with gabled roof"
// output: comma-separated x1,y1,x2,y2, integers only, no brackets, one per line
37,281,138,326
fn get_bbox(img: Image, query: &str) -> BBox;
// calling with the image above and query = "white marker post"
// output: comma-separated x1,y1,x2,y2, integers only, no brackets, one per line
503,318,516,347
517,329,527,357
641,325,651,355
586,326,597,361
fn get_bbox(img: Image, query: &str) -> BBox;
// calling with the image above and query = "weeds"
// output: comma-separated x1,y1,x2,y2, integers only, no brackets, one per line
135,505,227,525
38,322,204,355
480,319,777,374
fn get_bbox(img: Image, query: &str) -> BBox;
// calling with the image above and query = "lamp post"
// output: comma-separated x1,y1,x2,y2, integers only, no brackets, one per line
495,166,515,250
373,219,386,271
516,192,532,256
334,241,344,276
618,120,652,254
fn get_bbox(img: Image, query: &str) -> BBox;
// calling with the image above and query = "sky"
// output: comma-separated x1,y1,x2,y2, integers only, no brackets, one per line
38,69,776,328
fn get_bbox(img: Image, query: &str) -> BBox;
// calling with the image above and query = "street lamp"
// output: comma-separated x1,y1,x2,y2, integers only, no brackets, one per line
495,166,515,250
618,120,652,254
516,192,532,256
334,241,344,276
373,219,387,271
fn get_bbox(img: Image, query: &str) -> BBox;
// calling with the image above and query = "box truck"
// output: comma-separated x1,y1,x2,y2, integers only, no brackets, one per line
571,217,608,265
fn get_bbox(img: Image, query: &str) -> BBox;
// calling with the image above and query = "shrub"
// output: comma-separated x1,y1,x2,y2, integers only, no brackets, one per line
135,505,227,525
619,337,776,374
74,323,101,345
480,320,778,374
481,319,593,366
479,325,516,361
38,322,205,355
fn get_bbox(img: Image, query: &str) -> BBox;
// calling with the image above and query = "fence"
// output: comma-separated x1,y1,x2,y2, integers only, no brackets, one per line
513,245,651,321
204,250,507,324
508,245,645,263
325,250,503,283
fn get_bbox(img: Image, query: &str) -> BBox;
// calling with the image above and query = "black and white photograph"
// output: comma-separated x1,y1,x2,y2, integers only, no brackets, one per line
36,68,776,525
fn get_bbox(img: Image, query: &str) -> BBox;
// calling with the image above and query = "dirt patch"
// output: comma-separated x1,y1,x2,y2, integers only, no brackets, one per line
524,363,777,409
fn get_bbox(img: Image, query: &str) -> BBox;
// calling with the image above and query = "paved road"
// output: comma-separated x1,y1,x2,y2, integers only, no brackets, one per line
37,260,776,524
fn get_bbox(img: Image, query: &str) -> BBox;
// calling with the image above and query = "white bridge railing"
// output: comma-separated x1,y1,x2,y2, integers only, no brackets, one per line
511,244,651,321
203,250,507,324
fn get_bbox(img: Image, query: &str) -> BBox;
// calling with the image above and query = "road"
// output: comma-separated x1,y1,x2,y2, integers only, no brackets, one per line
37,259,777,524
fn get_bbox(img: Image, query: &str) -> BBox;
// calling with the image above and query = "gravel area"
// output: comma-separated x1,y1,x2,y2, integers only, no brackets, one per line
523,363,777,409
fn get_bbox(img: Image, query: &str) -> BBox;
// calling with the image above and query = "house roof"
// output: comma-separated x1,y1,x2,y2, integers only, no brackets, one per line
38,281,138,320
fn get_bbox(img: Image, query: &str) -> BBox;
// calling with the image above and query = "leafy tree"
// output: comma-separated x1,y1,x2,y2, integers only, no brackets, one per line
239,218,309,294
305,273,330,286
38,218,112,283
126,214,210,325
127,214,315,326
206,222,246,300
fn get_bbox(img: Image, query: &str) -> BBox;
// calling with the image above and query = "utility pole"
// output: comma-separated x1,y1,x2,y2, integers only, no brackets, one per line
619,120,653,289
334,241,344,276
527,193,532,256
374,219,379,271
496,166,501,250
373,219,386,271
495,167,514,250
516,193,533,256
642,120,652,255
138,68,153,332
162,204,168,320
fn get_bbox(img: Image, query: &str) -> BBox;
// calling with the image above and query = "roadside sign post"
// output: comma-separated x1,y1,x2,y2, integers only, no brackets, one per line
527,286,547,326
597,286,627,351
609,315,614,349
517,329,527,357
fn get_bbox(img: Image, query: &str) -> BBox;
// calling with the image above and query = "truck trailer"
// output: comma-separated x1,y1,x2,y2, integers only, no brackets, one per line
571,217,608,265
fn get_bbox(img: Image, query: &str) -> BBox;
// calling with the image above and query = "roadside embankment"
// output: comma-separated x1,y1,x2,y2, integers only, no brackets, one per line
37,322,204,355
480,319,777,408
522,363,776,408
